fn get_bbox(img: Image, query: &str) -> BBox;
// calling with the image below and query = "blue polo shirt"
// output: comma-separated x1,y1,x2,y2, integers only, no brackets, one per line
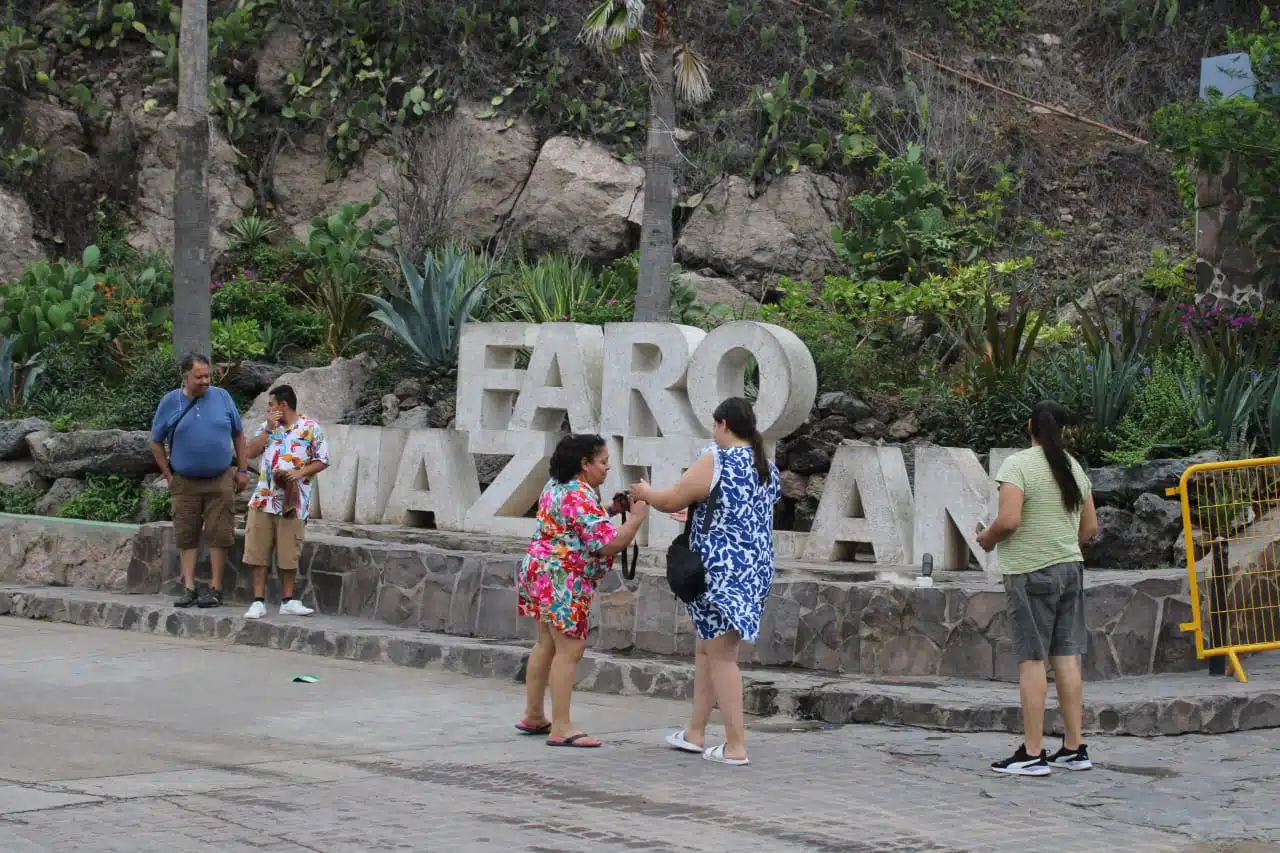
150,387,243,478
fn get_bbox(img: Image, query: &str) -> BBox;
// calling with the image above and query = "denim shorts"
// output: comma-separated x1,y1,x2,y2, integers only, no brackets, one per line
1004,562,1086,662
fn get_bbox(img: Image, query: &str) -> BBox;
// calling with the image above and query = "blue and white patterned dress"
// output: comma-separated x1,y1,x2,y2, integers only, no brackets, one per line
687,445,782,643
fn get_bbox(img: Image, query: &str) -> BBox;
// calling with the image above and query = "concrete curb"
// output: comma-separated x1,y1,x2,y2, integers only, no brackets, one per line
3,586,1278,737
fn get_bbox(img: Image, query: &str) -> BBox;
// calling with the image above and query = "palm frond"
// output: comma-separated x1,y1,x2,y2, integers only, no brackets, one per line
674,43,712,104
581,0,644,53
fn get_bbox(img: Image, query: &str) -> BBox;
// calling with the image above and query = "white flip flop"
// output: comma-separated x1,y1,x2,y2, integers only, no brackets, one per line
665,730,703,753
702,744,749,766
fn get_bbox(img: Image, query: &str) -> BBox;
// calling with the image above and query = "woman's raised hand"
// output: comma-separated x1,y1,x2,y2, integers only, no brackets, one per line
668,509,688,523
628,479,652,504
629,499,650,518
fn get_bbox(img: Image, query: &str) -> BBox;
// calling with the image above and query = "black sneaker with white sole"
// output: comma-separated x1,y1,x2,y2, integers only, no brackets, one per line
991,745,1051,776
174,587,198,608
1048,744,1093,770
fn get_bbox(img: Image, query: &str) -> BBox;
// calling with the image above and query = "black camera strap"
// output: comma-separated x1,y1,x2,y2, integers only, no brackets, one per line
617,506,640,581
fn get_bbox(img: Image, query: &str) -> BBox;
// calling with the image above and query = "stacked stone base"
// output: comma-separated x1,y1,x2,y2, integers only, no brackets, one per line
114,521,1203,683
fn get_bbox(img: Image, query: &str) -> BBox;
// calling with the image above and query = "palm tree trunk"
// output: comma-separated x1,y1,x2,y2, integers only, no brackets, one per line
633,0,677,323
172,0,212,360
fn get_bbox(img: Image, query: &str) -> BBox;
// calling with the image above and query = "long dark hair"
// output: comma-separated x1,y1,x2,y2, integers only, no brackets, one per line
549,434,606,484
1030,400,1083,513
713,397,770,486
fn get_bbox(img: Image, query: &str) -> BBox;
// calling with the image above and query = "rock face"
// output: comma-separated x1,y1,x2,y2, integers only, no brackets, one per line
0,188,46,282
0,514,134,590
678,270,751,308
244,355,374,429
1085,498,1182,570
676,171,843,282
127,104,254,254
26,430,158,479
272,132,395,239
0,419,51,460
1088,452,1220,505
34,477,84,516
254,24,304,109
447,101,539,245
506,136,642,261
223,360,292,397
20,100,93,191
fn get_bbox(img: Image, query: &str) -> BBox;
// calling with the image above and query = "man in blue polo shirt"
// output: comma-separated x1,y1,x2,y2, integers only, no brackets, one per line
149,353,250,608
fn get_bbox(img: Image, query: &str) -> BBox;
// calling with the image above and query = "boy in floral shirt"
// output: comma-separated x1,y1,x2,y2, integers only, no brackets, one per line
242,384,330,619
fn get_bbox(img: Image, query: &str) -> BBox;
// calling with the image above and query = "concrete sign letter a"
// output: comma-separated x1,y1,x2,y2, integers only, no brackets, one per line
600,323,705,438
381,429,481,529
804,444,914,564
509,323,605,434
313,425,408,524
464,430,560,539
686,321,817,440
456,322,539,434
913,446,998,571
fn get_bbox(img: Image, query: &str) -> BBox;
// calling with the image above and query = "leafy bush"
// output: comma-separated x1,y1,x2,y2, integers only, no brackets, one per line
921,379,1036,452
0,485,40,515
55,475,142,523
760,281,879,393
1107,348,1215,465
212,318,266,362
364,245,494,370
146,488,172,522
0,245,100,361
212,273,292,328
294,196,394,357
1034,346,1146,465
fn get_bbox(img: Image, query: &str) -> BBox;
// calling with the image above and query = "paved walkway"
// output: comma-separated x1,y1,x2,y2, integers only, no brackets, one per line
0,620,1276,853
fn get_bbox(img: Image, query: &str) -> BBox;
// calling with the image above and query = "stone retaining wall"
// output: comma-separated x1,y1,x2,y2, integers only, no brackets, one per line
122,521,1202,682
0,513,137,590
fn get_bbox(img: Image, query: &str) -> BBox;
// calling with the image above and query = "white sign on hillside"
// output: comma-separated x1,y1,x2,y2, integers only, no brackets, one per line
312,321,1007,569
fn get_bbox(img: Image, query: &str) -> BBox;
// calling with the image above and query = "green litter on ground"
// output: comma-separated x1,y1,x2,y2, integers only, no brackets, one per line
291,675,319,683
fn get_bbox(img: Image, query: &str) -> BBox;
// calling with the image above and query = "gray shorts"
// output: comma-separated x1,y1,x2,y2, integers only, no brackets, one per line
1004,562,1086,662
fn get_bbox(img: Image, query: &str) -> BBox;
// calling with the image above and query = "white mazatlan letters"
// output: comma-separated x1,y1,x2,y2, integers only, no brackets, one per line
306,322,1018,570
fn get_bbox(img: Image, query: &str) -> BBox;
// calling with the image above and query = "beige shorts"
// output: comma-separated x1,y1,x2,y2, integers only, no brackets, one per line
243,508,306,572
170,469,235,550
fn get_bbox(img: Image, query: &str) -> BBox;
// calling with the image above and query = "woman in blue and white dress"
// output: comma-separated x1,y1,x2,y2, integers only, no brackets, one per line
629,397,781,766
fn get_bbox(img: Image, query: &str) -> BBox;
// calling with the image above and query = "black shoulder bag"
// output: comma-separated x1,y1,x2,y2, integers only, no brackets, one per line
162,394,198,467
666,479,721,604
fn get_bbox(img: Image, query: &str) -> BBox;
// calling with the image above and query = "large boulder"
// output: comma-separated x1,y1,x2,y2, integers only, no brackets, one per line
222,360,292,398
244,355,375,430
0,419,51,460
26,430,158,479
127,104,255,255
0,188,46,282
0,513,133,589
446,101,539,245
21,99,93,192
676,170,843,283
272,132,395,240
1088,451,1221,505
34,477,85,516
505,136,642,261
1084,502,1179,569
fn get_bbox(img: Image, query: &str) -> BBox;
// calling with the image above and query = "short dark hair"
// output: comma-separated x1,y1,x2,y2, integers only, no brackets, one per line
268,384,298,411
180,352,210,374
548,434,606,484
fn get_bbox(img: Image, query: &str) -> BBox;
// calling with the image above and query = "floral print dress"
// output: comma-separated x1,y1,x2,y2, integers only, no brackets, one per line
517,479,617,640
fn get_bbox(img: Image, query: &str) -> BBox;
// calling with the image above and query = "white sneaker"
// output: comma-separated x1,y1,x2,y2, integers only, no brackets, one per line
244,600,267,619
279,599,314,616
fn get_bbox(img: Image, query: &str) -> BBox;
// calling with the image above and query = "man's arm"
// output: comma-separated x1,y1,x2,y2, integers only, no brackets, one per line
150,441,173,482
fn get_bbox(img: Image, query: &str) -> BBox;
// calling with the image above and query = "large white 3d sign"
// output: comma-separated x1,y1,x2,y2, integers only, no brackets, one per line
312,321,1012,568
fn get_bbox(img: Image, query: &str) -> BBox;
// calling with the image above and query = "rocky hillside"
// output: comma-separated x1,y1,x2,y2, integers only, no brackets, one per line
0,0,1264,300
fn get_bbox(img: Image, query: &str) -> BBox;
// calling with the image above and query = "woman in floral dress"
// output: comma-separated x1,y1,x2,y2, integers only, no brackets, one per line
517,434,648,748
629,397,781,766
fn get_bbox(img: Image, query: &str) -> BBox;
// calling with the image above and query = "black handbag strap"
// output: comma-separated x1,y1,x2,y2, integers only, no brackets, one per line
618,508,640,581
163,394,198,462
685,449,723,541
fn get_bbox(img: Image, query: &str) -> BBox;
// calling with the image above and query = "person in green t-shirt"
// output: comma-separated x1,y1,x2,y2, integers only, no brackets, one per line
977,400,1099,777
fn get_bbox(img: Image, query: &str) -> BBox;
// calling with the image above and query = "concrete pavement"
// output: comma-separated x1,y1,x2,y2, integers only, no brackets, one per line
0,619,1277,853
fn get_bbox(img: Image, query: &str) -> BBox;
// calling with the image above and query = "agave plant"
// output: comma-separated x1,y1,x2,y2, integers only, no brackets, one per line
228,215,279,253
0,337,44,416
363,246,496,370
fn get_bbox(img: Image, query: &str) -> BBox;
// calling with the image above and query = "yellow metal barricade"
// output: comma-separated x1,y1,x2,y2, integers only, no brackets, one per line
1166,457,1280,682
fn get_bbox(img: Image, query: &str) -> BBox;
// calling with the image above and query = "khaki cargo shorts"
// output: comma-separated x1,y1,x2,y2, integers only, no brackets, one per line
170,469,235,551
243,507,306,572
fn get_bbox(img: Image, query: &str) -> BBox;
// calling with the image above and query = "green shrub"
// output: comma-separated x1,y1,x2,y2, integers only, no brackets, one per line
0,485,40,515
146,488,172,522
1106,348,1215,466
920,379,1036,452
212,318,266,362
759,281,879,393
212,274,292,327
55,475,142,523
